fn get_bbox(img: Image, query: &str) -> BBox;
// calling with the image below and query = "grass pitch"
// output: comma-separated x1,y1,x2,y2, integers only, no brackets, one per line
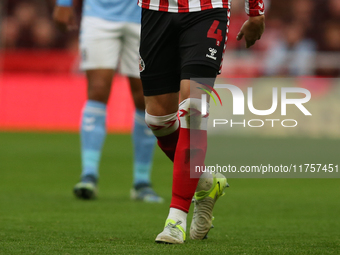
0,132,339,254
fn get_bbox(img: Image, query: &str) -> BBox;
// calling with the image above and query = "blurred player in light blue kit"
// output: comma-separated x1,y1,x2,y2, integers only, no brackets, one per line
53,0,162,202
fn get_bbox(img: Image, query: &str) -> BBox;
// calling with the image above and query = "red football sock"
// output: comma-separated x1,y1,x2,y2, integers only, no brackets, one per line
170,128,207,213
157,127,180,162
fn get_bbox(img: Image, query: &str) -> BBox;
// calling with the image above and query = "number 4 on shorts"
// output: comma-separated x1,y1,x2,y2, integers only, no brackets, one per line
207,20,223,46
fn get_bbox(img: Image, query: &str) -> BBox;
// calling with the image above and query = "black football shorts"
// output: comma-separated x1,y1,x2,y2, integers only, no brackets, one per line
139,8,230,96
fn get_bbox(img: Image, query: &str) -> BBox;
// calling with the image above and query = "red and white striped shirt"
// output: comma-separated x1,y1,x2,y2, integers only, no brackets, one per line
138,0,265,16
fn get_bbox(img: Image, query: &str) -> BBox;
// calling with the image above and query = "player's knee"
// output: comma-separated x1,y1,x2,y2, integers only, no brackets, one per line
145,111,179,137
88,80,111,103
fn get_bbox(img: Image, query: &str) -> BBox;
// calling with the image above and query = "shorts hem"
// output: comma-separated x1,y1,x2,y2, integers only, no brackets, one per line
80,65,116,71
181,62,219,74
143,86,180,96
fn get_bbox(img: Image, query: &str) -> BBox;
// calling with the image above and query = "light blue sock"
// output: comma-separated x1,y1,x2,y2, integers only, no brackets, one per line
133,109,156,187
80,100,107,180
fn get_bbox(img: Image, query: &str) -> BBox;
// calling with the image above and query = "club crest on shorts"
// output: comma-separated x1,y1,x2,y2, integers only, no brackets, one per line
139,55,145,72
206,48,217,60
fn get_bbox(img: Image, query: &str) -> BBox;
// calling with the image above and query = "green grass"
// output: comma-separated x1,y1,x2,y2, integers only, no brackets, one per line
0,132,339,254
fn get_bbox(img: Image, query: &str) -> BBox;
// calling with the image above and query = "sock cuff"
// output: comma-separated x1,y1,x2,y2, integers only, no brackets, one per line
84,100,107,116
169,207,188,217
86,100,106,109
145,111,179,137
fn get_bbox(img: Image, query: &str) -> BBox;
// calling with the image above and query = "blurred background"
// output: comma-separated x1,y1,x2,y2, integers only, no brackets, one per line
0,0,339,132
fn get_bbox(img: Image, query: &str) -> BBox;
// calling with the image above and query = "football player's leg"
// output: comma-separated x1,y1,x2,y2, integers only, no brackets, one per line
129,78,154,188
128,77,162,203
144,88,210,243
178,9,229,239
176,77,218,240
76,17,121,197
121,22,161,202
169,77,211,213
170,7,229,206
144,92,188,243
80,69,114,181
140,10,186,242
